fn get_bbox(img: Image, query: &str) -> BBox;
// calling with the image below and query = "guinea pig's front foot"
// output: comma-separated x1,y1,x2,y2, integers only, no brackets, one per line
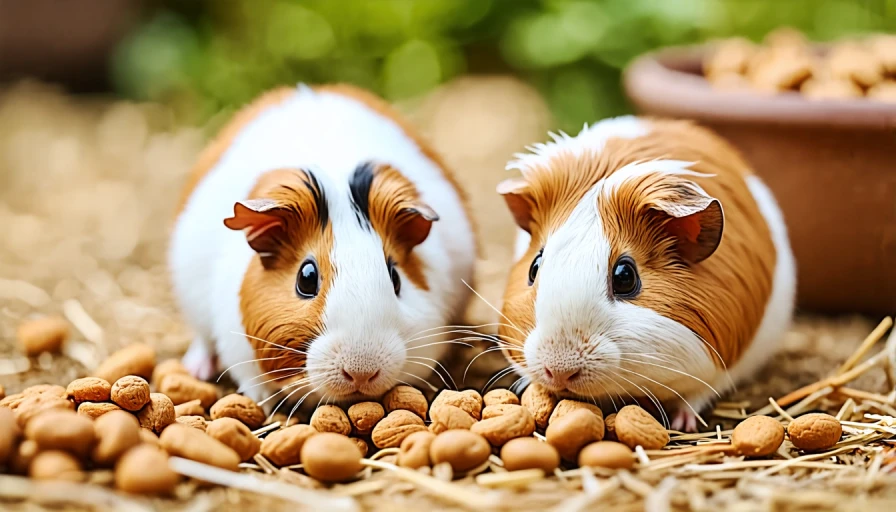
670,409,699,433
669,394,719,433
182,337,218,381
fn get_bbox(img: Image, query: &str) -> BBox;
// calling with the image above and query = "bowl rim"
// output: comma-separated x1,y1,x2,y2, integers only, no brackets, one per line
622,44,896,130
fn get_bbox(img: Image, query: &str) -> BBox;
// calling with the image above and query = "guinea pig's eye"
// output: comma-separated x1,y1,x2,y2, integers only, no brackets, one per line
611,256,640,298
295,259,320,298
528,249,543,286
388,259,401,296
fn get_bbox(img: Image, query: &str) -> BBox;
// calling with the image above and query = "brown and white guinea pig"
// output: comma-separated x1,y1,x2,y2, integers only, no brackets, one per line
168,84,476,410
495,117,796,432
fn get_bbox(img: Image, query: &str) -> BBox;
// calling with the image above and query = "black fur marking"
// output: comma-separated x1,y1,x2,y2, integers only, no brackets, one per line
349,162,376,228
301,169,329,230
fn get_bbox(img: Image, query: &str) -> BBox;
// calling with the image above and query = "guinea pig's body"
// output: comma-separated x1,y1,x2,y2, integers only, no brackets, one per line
168,84,475,409
497,116,795,432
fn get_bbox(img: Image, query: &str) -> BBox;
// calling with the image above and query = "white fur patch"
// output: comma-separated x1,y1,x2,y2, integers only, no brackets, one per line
599,159,712,197
169,84,476,405
506,116,649,173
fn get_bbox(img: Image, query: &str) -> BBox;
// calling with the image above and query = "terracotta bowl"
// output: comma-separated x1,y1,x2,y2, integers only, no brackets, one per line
623,45,896,315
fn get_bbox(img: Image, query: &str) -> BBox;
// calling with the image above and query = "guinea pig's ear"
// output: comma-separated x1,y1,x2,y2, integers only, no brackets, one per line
394,202,439,248
223,199,289,264
646,181,724,264
497,177,533,233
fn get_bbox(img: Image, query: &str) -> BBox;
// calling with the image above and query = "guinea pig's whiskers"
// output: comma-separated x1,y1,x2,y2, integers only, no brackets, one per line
481,366,517,394
260,377,314,408
216,356,283,382
230,331,308,355
264,381,315,420
316,392,329,411
400,371,440,393
594,382,618,413
604,372,638,409
691,330,734,389
615,367,705,428
406,329,488,344
244,367,306,383
407,356,456,390
462,346,523,384
408,322,515,337
286,384,326,426
407,340,475,351
460,279,527,337
612,372,669,427
509,376,527,394
238,373,306,395
616,357,721,398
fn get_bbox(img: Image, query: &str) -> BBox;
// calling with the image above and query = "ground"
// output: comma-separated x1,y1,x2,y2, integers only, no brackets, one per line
1,78,893,511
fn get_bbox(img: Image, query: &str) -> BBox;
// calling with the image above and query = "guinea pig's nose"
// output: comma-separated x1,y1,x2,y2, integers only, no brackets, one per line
544,366,581,386
341,368,380,385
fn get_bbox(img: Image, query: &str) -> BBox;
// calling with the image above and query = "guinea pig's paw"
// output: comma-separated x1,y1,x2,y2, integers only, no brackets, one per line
182,339,217,382
670,408,700,433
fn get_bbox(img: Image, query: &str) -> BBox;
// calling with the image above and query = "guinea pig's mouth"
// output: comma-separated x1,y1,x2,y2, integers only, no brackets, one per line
310,367,397,401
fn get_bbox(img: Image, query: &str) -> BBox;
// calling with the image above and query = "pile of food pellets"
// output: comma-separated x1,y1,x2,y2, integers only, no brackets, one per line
3,314,894,512
704,27,896,101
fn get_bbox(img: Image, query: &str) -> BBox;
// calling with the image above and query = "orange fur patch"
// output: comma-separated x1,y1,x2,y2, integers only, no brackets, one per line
500,119,776,369
366,164,434,291
238,169,333,389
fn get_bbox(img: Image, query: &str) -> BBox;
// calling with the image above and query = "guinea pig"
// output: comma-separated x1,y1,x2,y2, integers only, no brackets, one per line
495,116,796,432
168,84,476,411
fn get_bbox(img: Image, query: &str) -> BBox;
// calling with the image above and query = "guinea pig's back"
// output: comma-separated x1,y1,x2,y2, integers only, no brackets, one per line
618,120,796,378
168,84,476,341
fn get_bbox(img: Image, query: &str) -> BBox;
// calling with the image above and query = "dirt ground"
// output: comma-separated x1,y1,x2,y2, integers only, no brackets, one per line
1,77,893,511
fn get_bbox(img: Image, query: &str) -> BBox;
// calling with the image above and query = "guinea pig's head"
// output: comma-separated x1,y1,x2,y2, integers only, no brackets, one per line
495,122,728,404
224,163,438,402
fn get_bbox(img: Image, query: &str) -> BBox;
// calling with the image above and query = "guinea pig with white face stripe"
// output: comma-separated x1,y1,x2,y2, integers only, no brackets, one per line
168,84,476,410
495,117,796,432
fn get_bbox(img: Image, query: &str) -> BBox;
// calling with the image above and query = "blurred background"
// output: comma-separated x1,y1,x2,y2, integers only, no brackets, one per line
4,0,894,130
1,0,894,387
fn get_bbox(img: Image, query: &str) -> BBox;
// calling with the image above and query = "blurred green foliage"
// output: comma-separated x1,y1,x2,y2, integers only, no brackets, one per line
112,0,896,132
